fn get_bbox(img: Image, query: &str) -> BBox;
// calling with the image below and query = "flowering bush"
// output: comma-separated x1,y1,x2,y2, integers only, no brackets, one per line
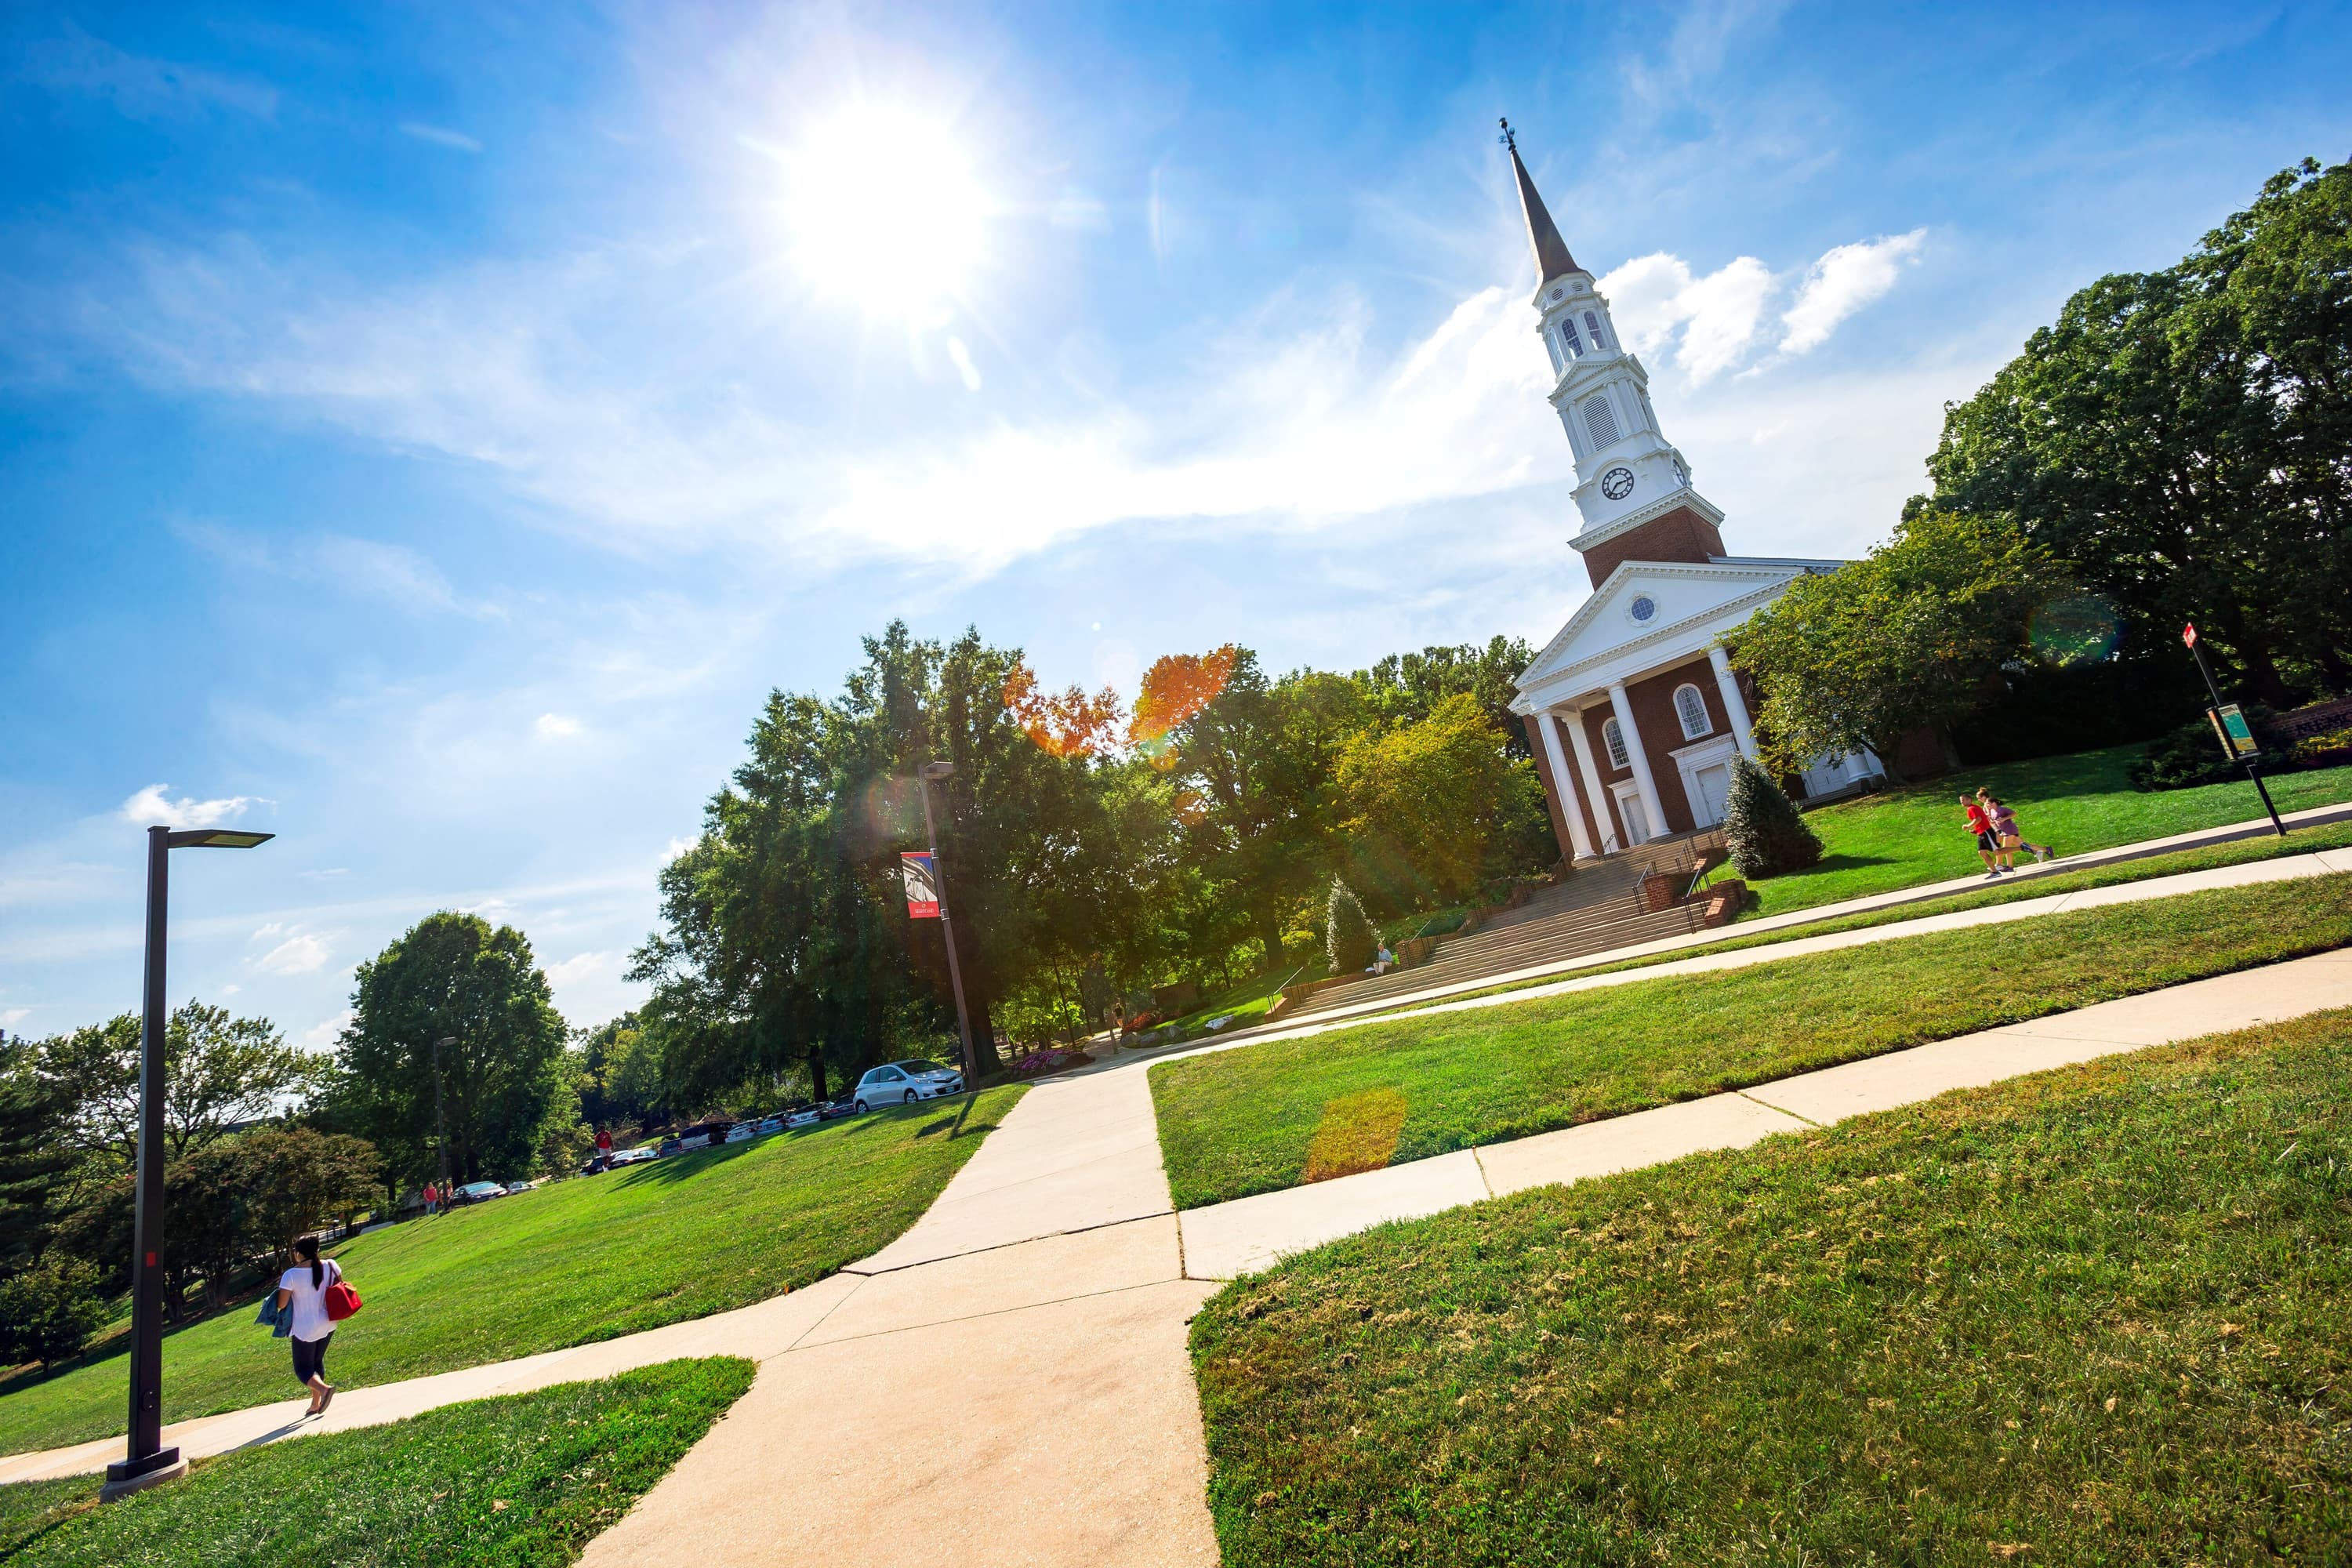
1006,1047,1089,1078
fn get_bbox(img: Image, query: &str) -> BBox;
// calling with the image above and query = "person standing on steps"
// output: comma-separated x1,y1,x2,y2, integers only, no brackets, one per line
277,1236,344,1417
1962,793,2004,877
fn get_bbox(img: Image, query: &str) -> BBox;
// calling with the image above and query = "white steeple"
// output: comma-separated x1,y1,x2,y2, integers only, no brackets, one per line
1503,121,1722,557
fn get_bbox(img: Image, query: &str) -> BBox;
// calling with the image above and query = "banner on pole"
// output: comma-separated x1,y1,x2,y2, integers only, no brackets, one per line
2214,702,2259,757
900,851,941,919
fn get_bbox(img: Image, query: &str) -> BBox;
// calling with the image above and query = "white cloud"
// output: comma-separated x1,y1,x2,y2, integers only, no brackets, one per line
1594,252,1775,384
662,836,697,862
299,1011,353,1051
1780,230,1928,354
400,122,484,154
545,951,609,987
219,983,240,996
256,931,334,975
120,783,265,828
946,336,983,393
536,712,583,739
26,24,278,121
0,1007,28,1029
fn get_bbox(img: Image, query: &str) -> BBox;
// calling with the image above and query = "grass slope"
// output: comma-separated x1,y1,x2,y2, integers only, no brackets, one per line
1381,816,2352,1018
0,1088,1021,1457
1150,875,2352,1208
1748,744,2351,919
0,1356,753,1566
1191,1011,2352,1566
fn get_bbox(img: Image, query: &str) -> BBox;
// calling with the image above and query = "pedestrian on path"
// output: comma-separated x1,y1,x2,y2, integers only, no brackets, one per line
276,1236,345,1417
1976,788,2053,868
1962,794,2004,876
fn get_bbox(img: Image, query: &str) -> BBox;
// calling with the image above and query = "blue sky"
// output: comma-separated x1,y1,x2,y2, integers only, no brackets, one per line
5,0,2348,1051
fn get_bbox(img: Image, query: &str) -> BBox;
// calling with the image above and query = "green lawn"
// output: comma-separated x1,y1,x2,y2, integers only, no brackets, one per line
1149,875,2352,1208
1748,744,2352,919
0,1357,751,1566
1393,814,2352,1018
1190,1010,2352,1566
0,1088,1021,1457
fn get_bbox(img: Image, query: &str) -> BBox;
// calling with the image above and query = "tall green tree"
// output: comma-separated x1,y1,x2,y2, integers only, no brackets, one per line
1353,636,1540,760
35,1004,316,1169
1926,157,2352,701
337,913,570,1185
0,1041,73,1270
1731,510,2066,781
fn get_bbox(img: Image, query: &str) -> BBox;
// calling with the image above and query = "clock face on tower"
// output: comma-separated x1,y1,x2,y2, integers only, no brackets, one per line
1600,466,1636,501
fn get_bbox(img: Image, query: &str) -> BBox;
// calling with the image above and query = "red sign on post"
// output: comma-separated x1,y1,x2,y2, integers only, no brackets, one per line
900,851,941,919
2182,622,2198,648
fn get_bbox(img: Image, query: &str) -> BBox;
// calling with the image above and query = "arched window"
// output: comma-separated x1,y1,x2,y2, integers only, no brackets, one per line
1557,317,1583,358
1674,683,1712,740
1602,716,1630,770
1584,310,1606,350
1581,394,1619,449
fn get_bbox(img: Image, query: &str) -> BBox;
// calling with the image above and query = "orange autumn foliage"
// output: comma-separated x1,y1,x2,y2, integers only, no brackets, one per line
1002,661,1124,759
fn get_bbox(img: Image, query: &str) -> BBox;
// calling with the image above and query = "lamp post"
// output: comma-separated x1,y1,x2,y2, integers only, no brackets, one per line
103,823,274,1504
917,761,980,1091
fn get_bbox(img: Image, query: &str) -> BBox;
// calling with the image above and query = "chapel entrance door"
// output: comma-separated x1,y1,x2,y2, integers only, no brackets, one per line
1612,782,1652,845
1689,761,1732,828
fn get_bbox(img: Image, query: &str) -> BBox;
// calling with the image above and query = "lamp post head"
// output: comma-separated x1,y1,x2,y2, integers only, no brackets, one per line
162,829,274,850
920,761,955,782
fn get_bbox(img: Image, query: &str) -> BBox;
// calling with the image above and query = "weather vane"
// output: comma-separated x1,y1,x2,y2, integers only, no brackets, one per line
1497,117,1515,153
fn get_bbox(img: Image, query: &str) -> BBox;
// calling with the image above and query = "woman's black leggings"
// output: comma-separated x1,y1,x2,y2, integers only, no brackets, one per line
292,1332,333,1386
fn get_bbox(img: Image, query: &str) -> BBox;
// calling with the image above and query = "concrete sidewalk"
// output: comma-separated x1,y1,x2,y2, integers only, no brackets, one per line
1189,797,2352,1047
1174,946,2352,1279
3,1063,1223,1568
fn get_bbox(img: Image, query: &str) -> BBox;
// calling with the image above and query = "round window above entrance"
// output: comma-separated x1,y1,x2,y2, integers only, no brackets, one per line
1628,593,1657,624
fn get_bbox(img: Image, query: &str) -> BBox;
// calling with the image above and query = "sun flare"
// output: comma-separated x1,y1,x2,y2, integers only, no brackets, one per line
782,103,992,310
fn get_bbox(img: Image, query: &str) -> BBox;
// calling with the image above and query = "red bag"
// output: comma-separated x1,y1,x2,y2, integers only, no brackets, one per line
323,1265,362,1323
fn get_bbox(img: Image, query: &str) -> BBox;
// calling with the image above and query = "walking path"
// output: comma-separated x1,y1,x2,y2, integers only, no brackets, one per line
1201,797,2352,1044
7,848,2352,1566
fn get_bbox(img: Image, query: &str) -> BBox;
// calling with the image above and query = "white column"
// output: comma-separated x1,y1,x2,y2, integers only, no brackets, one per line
1708,644,1758,761
1608,680,1668,843
1535,712,1597,859
1563,705,1621,854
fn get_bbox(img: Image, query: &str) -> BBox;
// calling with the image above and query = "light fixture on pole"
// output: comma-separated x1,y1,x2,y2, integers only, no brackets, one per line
916,761,981,1090
103,824,274,1504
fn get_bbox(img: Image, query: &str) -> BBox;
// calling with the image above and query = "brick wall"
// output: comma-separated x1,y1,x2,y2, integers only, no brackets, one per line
1577,506,1726,589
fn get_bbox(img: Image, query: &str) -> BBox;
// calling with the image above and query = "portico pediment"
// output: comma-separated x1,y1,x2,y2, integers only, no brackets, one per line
1511,557,1838,713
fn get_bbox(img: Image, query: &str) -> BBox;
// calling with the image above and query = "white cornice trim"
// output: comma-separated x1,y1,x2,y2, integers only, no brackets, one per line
1569,487,1726,554
1510,558,1827,712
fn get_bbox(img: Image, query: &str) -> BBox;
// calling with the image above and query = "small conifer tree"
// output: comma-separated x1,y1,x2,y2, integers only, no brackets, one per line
1722,753,1824,879
1325,879,1380,975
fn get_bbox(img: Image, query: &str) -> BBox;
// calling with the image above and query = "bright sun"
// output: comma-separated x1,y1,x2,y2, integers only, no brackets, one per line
783,103,992,310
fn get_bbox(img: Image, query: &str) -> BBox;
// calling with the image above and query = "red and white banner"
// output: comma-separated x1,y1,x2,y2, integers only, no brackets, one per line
900,851,941,919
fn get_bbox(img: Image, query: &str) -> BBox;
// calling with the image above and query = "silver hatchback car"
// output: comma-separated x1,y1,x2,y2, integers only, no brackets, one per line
851,1059,964,1111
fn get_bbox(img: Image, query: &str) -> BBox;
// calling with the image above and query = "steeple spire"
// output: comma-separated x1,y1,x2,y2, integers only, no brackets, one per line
1500,118,1580,285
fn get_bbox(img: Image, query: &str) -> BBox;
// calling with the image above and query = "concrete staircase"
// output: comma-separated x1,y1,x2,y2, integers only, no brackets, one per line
1277,835,1724,1023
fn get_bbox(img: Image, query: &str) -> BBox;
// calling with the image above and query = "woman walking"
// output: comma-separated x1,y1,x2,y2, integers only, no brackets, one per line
277,1236,343,1417
1976,788,2053,867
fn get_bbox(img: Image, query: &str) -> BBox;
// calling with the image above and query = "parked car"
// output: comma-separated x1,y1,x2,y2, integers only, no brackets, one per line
850,1059,965,1112
817,1099,858,1121
610,1146,657,1166
752,1115,786,1136
452,1180,507,1206
503,1179,534,1194
784,1104,824,1128
657,1138,681,1157
724,1122,755,1143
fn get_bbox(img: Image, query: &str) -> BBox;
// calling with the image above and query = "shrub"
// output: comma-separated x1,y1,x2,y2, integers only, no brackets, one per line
1722,753,1823,879
2127,716,2252,790
0,1254,108,1368
1325,880,1380,975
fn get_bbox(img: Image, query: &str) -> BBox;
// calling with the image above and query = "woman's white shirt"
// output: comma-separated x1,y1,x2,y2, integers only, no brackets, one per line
277,1260,341,1342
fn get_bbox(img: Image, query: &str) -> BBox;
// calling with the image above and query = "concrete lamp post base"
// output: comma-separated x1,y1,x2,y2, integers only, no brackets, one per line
100,1446,186,1502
